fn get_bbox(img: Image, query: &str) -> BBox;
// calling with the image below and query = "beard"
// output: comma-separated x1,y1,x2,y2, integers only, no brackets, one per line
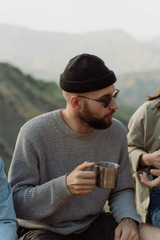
77,102,114,129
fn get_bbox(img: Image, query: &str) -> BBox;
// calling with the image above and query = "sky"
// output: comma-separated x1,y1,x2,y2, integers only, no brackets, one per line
0,0,160,40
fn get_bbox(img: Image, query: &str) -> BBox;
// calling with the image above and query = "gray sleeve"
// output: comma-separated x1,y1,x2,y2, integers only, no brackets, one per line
108,133,141,225
8,128,71,220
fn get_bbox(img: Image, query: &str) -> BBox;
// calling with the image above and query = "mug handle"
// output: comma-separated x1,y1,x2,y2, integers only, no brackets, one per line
91,165,98,172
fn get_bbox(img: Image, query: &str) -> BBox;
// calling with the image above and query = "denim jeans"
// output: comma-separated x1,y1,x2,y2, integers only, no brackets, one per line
149,186,160,228
0,157,18,240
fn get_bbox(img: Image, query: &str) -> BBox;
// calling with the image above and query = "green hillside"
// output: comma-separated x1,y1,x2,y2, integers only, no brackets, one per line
0,63,65,172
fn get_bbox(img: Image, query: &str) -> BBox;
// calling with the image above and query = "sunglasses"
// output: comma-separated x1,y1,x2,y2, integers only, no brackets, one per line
77,89,119,108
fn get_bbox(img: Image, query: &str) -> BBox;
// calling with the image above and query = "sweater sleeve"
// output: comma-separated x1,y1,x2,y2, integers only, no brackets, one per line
108,129,141,224
0,157,18,240
8,127,71,220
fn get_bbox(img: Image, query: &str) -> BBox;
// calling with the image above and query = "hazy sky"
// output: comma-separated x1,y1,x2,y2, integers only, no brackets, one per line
0,0,160,40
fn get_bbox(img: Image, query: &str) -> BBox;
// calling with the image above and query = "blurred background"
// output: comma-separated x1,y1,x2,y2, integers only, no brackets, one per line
0,0,160,172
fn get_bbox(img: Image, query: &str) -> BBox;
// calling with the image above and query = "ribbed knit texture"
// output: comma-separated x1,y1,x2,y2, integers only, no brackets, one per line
60,53,116,93
8,110,140,234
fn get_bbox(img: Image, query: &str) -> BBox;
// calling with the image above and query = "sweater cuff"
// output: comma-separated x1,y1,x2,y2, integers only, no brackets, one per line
53,175,72,202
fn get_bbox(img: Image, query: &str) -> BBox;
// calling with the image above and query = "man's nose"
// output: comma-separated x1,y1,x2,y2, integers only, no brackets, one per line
108,98,119,110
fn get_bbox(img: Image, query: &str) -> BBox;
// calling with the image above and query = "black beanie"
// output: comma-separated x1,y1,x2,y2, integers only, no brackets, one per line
60,53,116,93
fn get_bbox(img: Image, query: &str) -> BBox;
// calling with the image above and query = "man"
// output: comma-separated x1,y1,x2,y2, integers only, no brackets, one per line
0,157,17,239
8,53,159,240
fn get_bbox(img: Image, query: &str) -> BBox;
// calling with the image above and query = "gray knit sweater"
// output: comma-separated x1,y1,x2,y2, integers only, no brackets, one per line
9,110,140,234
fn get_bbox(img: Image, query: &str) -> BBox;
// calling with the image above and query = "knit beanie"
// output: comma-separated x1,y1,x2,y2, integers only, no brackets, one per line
60,53,116,93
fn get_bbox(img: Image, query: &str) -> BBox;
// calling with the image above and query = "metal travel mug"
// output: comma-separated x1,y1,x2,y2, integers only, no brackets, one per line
92,162,119,189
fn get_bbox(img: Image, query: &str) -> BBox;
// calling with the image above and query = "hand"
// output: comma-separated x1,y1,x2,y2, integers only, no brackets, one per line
140,169,160,188
140,150,160,168
66,161,96,195
114,218,139,240
150,149,160,168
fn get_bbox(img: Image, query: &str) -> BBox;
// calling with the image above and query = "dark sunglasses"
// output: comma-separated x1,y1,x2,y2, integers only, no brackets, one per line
77,89,120,108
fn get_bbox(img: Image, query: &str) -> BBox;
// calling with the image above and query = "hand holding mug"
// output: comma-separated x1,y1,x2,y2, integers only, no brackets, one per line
66,161,96,195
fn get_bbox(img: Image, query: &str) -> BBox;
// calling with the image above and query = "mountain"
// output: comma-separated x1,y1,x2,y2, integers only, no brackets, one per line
0,63,65,172
115,70,160,126
117,70,160,105
0,23,160,82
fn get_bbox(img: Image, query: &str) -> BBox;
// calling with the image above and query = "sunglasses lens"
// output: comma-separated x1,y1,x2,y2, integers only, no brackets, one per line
104,97,112,108
113,90,119,99
104,90,119,108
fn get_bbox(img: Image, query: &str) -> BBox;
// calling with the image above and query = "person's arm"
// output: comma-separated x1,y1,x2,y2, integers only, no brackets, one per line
108,130,141,225
127,106,147,172
128,103,160,171
8,127,72,220
9,126,96,220
0,157,18,240
139,149,160,169
108,131,140,239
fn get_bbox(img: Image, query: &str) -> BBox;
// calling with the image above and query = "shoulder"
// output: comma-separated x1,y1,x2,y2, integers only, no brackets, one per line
108,118,127,139
133,101,149,117
21,110,60,134
112,118,127,133
133,99,159,115
16,110,61,143
128,102,149,126
129,99,159,125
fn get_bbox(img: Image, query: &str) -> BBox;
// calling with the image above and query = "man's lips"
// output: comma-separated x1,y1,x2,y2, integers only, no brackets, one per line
108,114,113,119
104,111,115,119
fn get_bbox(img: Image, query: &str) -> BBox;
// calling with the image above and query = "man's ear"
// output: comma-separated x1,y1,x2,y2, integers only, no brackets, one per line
70,96,80,109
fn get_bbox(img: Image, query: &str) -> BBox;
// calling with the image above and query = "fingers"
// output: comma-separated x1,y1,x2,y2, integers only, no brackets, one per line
139,172,149,183
68,173,95,188
139,172,152,188
66,161,96,195
114,225,121,240
150,169,160,176
76,171,96,179
74,161,96,180
139,172,160,188
114,220,139,240
75,161,95,171
114,222,139,240
151,178,160,187
66,179,96,195
68,183,95,195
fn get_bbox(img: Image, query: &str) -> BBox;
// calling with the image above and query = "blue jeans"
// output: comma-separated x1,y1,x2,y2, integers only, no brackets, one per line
149,186,160,227
0,157,18,239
